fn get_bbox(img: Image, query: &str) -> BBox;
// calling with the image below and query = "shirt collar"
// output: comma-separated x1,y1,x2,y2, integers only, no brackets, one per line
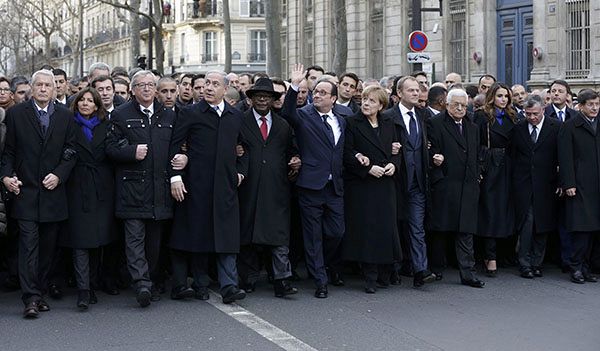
553,104,566,116
252,108,271,121
398,102,415,117
139,103,154,115
34,101,49,113
530,115,545,132
210,100,225,113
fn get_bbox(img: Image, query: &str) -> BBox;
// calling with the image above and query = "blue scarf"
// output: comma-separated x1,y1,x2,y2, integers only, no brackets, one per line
74,112,101,141
495,108,505,125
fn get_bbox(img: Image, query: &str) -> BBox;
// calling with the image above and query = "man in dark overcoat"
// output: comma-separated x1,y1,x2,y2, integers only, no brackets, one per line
105,70,176,307
511,95,560,279
237,77,300,298
169,70,249,304
0,69,77,317
426,88,484,288
558,89,600,284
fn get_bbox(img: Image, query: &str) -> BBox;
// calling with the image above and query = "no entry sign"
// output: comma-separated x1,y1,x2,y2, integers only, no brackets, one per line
408,31,428,52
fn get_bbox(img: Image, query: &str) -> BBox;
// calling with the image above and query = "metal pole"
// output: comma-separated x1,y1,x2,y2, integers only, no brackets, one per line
411,0,423,72
79,0,84,77
148,0,153,70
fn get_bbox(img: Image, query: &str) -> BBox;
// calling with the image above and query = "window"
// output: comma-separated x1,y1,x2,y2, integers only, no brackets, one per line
203,31,217,62
281,31,288,78
249,30,267,62
240,0,264,17
302,0,314,64
180,33,186,64
449,0,467,76
566,0,590,79
369,1,384,79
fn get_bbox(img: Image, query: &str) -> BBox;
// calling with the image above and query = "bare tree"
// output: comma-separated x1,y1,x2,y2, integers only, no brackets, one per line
100,0,166,73
16,1,62,66
223,0,232,72
264,0,282,77
56,0,84,78
331,0,347,74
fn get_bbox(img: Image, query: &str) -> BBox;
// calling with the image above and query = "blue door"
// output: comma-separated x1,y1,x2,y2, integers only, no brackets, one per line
497,1,533,87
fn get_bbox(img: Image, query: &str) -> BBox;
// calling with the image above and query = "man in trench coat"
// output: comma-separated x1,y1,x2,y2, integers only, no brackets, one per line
169,70,249,304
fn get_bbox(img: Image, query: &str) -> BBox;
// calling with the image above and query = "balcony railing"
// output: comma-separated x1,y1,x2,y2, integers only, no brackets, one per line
187,1,220,19
201,53,219,63
247,53,266,62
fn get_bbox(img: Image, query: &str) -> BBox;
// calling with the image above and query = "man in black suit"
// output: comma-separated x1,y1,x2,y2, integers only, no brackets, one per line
237,78,300,298
0,69,77,318
382,76,436,287
545,79,577,272
511,95,560,279
281,64,351,298
337,72,360,113
52,68,69,106
106,70,177,307
511,84,528,122
558,89,600,284
426,88,484,288
169,71,248,304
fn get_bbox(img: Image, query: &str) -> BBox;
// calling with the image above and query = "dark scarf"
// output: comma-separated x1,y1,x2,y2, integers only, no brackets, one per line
74,112,101,141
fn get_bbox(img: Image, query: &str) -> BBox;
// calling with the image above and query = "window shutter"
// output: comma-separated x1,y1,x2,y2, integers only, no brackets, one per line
240,0,250,17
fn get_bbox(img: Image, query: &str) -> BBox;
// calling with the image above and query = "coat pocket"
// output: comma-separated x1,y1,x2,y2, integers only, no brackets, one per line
120,170,146,208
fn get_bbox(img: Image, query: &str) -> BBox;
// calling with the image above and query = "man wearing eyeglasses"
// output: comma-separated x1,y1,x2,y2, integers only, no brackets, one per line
106,70,181,307
426,88,485,288
0,77,15,111
280,64,352,299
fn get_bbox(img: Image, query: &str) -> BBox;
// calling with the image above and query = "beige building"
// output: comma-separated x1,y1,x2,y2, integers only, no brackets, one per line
282,0,600,91
45,0,267,77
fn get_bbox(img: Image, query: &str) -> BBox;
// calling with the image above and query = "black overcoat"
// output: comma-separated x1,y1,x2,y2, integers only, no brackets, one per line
63,120,116,248
511,118,560,234
474,110,515,238
238,110,296,246
426,112,480,234
105,100,175,220
342,112,401,264
0,101,76,222
558,112,600,232
168,101,249,253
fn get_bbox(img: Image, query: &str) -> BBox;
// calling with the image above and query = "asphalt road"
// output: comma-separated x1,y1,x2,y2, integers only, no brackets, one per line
1,267,599,351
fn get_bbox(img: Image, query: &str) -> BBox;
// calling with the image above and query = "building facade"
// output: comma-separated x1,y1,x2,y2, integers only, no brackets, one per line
282,0,600,91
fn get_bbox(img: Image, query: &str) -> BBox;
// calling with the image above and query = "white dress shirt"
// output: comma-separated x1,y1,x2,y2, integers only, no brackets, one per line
398,103,418,134
253,109,272,133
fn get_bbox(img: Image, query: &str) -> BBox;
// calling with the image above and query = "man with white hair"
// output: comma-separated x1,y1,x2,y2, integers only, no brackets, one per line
426,88,485,288
0,69,77,317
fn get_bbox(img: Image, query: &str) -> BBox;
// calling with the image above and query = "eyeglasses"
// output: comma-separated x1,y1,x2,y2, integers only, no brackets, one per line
313,89,331,97
449,102,467,109
0,88,10,94
134,82,156,89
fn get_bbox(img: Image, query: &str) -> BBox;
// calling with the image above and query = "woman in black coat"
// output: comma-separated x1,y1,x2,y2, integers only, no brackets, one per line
64,88,116,310
342,85,401,293
474,83,516,277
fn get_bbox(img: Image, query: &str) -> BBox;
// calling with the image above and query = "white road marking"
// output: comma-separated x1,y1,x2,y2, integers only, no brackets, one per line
207,291,318,351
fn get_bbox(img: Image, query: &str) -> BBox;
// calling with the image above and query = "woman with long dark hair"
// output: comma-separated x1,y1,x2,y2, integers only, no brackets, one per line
474,83,516,277
63,87,116,310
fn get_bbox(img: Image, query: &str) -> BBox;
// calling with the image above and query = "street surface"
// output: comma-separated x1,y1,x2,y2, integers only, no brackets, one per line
1,267,599,351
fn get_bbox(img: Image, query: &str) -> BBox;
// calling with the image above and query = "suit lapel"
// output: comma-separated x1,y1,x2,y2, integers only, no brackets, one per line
267,115,283,143
534,120,552,149
311,107,335,147
244,111,265,143
443,114,466,149
25,103,44,139
44,105,58,145
355,117,386,155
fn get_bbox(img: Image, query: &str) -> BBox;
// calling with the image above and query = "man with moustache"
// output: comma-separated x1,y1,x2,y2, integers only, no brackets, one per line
511,95,560,279
237,77,300,297
426,88,484,288
558,89,600,284
156,77,178,111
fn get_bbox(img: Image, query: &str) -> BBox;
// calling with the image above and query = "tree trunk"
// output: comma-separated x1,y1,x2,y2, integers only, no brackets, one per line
130,0,141,69
152,0,164,73
223,0,231,72
265,0,282,77
332,0,347,74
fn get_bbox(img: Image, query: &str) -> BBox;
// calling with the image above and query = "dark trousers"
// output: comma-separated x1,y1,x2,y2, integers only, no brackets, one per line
298,183,344,287
407,182,428,273
288,195,305,272
171,250,238,295
570,231,597,273
429,231,476,281
362,263,392,284
396,220,413,274
3,215,19,283
238,244,292,284
72,248,100,290
517,206,548,269
18,220,60,304
123,219,167,290
483,238,497,260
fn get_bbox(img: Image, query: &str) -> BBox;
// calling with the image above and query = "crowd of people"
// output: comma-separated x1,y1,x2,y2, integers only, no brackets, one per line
0,60,598,319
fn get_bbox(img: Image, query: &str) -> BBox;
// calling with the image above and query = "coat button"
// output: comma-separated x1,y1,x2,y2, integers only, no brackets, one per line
262,160,266,164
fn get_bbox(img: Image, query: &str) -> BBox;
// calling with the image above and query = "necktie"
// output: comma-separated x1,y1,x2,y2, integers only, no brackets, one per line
558,111,564,122
259,116,268,141
322,114,335,145
213,105,221,116
39,110,49,134
531,125,537,143
408,111,418,145
456,122,463,136
143,108,151,125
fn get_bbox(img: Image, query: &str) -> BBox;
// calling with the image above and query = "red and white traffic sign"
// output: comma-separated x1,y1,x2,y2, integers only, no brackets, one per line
408,31,429,52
